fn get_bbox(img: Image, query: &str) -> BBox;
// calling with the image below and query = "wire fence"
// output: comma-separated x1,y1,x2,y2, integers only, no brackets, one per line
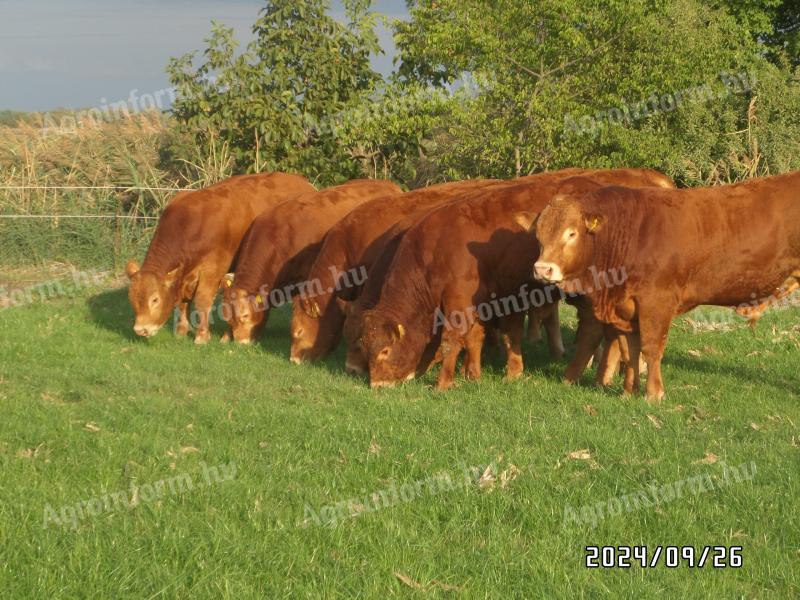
0,186,195,192
0,185,186,270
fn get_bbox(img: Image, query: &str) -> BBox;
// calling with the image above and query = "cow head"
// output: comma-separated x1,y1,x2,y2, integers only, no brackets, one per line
533,196,604,284
338,298,369,375
222,279,268,343
361,310,426,388
126,260,183,337
289,296,340,363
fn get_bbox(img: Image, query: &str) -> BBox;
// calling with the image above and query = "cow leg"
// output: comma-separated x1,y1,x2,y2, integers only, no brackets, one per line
192,281,218,345
596,334,622,386
500,313,525,380
543,301,564,360
621,332,641,395
527,306,542,343
565,298,604,383
638,309,672,402
437,328,463,391
174,301,190,337
463,322,485,381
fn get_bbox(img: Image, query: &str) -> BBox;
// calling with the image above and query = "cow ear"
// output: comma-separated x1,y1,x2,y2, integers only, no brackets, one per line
513,211,537,231
125,260,140,280
585,214,606,233
301,298,320,318
334,297,350,316
164,263,182,287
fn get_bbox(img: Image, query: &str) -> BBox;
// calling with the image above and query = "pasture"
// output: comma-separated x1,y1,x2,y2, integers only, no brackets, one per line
1,274,798,597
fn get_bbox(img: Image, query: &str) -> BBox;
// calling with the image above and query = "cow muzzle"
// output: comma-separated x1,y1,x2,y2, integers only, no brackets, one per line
133,323,161,338
533,261,564,283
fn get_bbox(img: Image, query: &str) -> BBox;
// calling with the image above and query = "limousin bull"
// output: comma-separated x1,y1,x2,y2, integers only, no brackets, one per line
360,168,674,389
533,171,800,400
222,179,402,343
126,172,314,343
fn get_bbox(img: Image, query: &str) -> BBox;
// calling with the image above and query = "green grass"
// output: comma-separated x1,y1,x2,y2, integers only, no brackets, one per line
1,283,798,598
0,197,155,270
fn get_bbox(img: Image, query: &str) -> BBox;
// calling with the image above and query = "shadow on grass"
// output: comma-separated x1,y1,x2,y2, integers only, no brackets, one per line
87,287,140,341
243,306,353,377
471,324,788,396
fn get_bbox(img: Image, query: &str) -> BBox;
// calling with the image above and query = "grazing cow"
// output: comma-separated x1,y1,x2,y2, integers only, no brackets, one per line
289,179,504,364
533,170,800,401
125,172,314,343
359,169,673,389
223,179,402,343
338,212,561,376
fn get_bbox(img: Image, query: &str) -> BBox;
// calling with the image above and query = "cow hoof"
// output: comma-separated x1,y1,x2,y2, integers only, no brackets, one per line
645,392,665,404
194,333,210,345
175,326,190,337
505,365,523,380
219,331,231,344
435,380,454,391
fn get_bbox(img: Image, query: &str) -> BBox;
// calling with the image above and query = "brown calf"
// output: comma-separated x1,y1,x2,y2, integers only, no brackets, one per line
125,172,314,343
289,179,503,363
221,179,402,343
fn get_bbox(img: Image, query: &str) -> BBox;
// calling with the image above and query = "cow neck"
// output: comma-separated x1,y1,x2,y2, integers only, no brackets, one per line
236,247,273,295
306,235,350,314
580,195,642,331
141,230,184,275
356,233,403,311
379,265,438,332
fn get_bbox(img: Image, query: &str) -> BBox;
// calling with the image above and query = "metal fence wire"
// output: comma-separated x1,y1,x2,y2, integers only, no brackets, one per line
0,185,190,270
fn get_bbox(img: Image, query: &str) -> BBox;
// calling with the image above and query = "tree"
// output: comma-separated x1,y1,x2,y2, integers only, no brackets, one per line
394,0,800,184
166,0,382,185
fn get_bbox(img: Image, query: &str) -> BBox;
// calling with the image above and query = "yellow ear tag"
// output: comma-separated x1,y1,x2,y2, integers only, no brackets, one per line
256,294,263,305
225,279,232,288
588,217,600,231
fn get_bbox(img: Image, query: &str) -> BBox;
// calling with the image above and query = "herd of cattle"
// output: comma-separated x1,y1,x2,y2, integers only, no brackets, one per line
124,168,800,401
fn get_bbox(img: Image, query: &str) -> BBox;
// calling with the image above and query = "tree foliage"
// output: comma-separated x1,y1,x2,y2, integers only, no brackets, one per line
166,0,382,185
394,0,800,184
166,0,800,187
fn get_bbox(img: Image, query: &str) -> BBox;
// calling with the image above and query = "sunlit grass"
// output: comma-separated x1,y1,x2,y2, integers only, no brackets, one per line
0,287,798,597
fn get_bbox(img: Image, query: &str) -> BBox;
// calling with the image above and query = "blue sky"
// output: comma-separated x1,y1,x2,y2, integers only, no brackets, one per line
0,0,407,111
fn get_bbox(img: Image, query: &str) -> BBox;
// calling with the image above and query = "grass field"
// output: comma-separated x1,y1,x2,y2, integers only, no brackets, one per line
1,277,798,598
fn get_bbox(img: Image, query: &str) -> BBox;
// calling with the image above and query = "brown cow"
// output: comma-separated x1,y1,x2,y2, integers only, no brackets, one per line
338,210,564,376
533,170,800,401
360,168,673,389
288,179,504,364
223,179,402,343
125,172,314,343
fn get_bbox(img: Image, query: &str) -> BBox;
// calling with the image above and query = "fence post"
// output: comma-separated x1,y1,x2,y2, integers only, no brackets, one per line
114,197,121,274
